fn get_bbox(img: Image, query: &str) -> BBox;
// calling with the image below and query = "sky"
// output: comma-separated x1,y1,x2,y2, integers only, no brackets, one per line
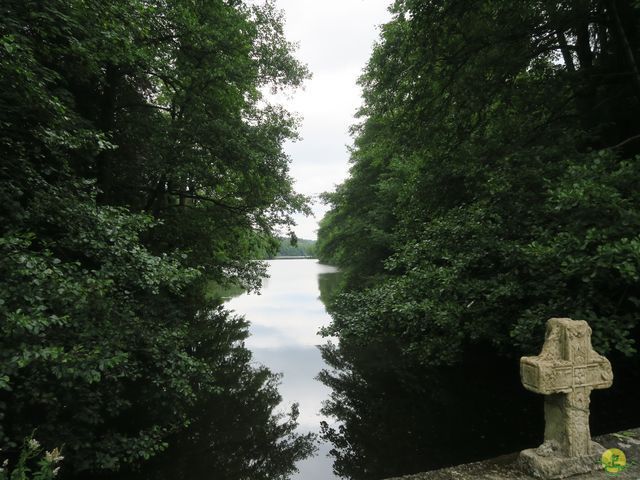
269,0,393,240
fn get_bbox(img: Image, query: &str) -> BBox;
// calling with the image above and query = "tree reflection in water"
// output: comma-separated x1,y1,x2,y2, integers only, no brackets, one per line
109,310,317,480
318,334,640,480
318,339,540,480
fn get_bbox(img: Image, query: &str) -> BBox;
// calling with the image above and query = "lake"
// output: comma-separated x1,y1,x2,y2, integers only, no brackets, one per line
226,258,340,480
226,259,640,480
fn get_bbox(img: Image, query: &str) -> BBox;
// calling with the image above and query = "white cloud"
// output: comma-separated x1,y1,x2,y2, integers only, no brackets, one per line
270,0,392,239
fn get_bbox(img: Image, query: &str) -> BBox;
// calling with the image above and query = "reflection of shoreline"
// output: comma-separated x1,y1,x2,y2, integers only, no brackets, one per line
228,259,341,480
318,342,543,479
251,345,331,426
318,337,640,480
272,255,316,260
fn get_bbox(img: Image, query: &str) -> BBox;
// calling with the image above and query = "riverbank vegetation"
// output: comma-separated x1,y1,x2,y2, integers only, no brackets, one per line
0,0,315,478
318,0,640,365
317,3,640,475
275,237,317,257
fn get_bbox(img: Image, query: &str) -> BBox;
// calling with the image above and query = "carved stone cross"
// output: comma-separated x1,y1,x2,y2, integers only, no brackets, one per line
519,318,613,479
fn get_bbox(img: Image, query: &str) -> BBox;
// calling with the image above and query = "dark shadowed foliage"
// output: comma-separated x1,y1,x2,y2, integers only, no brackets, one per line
0,0,314,478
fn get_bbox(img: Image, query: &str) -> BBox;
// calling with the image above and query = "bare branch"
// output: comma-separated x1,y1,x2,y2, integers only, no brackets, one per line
607,133,640,150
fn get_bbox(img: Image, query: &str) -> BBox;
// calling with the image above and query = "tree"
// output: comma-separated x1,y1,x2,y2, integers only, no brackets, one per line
1,0,314,476
318,0,640,365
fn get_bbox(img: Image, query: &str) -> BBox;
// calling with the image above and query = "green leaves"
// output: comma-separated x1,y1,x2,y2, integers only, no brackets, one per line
318,0,640,365
0,437,64,480
1,0,313,476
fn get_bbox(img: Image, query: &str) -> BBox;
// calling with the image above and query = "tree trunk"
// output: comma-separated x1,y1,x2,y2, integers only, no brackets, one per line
574,12,598,134
556,30,576,72
608,0,640,99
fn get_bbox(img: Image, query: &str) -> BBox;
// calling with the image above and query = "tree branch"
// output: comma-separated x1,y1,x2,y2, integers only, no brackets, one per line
167,190,249,212
119,102,172,112
607,133,640,150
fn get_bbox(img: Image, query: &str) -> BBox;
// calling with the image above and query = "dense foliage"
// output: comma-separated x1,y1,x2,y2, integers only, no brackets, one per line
0,0,314,478
317,0,640,364
275,237,316,257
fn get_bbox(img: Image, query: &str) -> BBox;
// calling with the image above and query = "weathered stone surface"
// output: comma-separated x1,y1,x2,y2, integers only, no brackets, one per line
383,428,640,480
518,318,613,478
518,442,604,479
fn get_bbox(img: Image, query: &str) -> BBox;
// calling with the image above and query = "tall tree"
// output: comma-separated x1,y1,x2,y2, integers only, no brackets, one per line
318,0,640,364
0,0,313,477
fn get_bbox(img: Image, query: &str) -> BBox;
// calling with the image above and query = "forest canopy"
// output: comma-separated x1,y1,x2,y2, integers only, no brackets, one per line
317,0,640,365
275,237,317,257
0,0,314,478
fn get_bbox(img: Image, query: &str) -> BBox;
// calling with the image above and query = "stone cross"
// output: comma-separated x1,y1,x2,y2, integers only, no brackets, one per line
519,318,613,479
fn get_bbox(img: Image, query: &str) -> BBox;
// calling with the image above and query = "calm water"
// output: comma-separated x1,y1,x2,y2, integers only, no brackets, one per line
227,259,640,480
226,259,340,480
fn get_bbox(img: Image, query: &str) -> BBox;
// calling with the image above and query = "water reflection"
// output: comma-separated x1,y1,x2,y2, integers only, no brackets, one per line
318,331,640,480
317,339,542,480
114,308,315,480
227,259,340,480
230,260,338,350
222,259,639,480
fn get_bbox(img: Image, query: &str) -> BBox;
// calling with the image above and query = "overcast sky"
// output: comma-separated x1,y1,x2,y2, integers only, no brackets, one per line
269,0,393,240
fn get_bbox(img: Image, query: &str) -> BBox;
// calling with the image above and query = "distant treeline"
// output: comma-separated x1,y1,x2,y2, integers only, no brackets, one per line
275,237,317,257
